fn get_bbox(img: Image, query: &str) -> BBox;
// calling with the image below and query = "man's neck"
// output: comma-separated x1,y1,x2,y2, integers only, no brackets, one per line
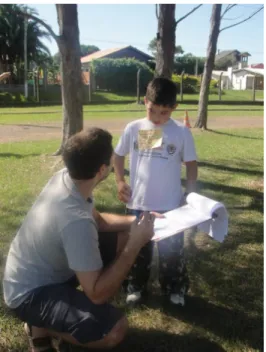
72,178,95,201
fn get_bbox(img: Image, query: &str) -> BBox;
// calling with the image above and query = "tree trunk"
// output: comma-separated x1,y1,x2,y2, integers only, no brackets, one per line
43,66,48,92
155,5,176,78
55,4,83,155
194,5,222,129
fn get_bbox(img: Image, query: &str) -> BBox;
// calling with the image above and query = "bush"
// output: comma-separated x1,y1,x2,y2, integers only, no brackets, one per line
91,58,154,94
0,92,28,103
172,74,218,94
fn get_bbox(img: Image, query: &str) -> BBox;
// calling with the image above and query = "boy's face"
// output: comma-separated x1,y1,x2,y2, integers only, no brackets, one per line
144,98,177,126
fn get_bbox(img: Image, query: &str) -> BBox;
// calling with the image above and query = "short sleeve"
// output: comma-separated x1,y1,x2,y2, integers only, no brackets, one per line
61,219,103,272
115,124,131,156
181,127,197,162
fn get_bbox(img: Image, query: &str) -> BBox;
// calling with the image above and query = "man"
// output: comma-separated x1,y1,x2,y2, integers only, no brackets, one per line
3,127,155,352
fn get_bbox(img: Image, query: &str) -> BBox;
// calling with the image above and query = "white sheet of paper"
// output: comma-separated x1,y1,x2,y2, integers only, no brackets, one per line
152,193,228,243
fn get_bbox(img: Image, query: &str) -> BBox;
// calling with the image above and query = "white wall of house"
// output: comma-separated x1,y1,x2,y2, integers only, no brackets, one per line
232,70,248,90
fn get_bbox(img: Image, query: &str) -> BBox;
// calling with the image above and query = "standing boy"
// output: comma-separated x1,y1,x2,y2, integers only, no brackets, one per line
114,78,198,306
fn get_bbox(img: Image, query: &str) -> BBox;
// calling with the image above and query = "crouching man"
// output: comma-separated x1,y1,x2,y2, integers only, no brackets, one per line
3,128,155,351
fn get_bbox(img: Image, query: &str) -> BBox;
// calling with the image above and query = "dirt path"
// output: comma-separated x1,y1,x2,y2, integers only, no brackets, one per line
0,115,263,143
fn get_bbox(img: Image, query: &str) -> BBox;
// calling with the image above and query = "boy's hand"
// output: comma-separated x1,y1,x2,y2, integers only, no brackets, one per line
128,212,155,248
117,181,132,203
150,212,165,219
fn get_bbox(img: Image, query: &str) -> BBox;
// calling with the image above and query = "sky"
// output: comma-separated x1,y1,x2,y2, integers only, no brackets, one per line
26,4,264,64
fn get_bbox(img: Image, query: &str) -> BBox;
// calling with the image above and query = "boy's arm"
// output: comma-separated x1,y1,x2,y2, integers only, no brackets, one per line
114,153,132,203
114,153,126,183
185,160,198,194
181,127,198,199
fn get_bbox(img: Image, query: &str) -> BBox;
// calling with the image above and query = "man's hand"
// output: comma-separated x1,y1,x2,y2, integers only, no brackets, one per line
118,180,132,203
128,212,155,248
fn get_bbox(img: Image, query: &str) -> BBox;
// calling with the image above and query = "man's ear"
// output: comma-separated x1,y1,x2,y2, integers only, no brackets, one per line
172,103,178,110
144,96,147,105
98,164,106,177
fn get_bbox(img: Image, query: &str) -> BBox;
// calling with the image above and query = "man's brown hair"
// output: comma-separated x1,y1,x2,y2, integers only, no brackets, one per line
63,127,113,180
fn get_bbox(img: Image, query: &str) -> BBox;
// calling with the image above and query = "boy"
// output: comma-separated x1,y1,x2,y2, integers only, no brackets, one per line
114,77,198,306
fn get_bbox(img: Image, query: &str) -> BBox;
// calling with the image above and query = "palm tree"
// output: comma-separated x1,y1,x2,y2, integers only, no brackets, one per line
0,4,51,82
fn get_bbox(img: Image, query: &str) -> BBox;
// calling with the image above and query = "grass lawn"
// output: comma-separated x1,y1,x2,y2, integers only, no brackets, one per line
0,103,263,125
88,89,264,103
0,128,263,351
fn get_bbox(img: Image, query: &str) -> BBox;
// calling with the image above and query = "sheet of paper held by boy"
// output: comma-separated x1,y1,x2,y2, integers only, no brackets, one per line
138,129,163,150
152,192,228,243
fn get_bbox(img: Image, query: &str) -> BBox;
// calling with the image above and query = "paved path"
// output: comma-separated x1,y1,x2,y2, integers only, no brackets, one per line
0,115,263,143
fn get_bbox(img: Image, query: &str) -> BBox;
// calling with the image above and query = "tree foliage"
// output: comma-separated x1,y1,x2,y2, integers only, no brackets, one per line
0,4,51,75
80,44,100,57
174,54,205,75
148,37,184,57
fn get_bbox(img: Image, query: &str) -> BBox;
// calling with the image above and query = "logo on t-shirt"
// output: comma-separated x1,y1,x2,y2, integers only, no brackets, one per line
167,144,177,155
134,140,139,151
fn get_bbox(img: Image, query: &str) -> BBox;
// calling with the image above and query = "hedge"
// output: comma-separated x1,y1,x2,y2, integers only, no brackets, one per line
172,74,219,94
90,58,154,94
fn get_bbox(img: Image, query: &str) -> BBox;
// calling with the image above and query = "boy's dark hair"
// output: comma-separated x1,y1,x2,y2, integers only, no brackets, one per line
63,127,113,180
146,77,177,107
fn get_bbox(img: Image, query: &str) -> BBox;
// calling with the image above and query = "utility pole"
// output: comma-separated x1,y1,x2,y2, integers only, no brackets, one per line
24,12,28,98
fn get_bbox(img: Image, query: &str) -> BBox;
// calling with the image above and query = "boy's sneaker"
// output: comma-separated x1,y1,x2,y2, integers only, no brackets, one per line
126,291,142,305
169,293,185,306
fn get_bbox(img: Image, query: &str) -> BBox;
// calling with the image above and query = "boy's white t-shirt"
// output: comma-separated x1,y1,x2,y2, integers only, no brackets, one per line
115,117,197,211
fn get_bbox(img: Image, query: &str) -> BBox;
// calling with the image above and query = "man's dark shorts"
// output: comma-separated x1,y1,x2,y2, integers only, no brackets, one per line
12,232,123,344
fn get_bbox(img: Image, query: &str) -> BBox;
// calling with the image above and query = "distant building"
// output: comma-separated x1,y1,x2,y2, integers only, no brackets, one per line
81,45,153,71
250,63,264,69
215,50,251,70
212,67,264,90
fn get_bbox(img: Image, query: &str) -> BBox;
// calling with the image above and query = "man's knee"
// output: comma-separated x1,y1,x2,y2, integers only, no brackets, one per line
101,316,128,348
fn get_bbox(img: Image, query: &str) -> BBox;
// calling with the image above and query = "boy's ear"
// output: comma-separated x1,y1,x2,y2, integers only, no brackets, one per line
172,103,178,110
144,96,147,104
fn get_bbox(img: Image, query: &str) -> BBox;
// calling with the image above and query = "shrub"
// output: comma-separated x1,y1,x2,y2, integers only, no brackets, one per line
172,74,218,94
90,58,154,94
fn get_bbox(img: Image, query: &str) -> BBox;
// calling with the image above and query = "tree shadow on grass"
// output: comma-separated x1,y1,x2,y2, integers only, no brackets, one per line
146,218,263,351
116,328,227,352
0,123,60,129
141,294,262,352
207,129,263,140
60,328,226,352
196,180,263,214
198,161,263,177
0,153,41,159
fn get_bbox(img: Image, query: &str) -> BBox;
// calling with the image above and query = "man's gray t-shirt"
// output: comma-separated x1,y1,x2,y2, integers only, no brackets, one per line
3,169,103,309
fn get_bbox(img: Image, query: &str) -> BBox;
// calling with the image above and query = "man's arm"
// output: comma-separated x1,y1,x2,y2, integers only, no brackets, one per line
184,160,198,194
93,208,135,232
76,213,155,304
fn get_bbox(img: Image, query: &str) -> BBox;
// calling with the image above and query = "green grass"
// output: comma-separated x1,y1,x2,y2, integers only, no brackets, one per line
0,88,263,107
0,128,263,351
0,103,263,125
93,89,264,103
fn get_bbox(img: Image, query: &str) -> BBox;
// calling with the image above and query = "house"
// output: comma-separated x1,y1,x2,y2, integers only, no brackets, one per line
81,45,153,71
215,50,251,70
212,67,264,90
250,63,264,69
